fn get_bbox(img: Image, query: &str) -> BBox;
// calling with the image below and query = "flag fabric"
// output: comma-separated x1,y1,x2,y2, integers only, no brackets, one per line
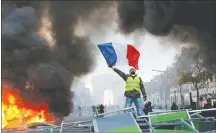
97,42,140,70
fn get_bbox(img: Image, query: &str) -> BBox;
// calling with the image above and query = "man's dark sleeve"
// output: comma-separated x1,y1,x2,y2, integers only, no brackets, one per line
112,67,128,81
139,77,146,97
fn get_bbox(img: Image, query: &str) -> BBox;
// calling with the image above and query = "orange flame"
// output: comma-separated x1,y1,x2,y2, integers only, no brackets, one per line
1,82,53,130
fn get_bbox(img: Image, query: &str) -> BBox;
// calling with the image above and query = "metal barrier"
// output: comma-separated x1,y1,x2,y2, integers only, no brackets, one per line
188,108,216,132
59,120,93,132
3,108,216,132
94,107,135,117
2,107,136,133
93,112,141,132
17,119,94,132
137,108,216,132
92,107,140,132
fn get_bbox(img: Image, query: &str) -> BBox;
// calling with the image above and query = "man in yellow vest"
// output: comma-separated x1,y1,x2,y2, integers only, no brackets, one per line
108,65,147,116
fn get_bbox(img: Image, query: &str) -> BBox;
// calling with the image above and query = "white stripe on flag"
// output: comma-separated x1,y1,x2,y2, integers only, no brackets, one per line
112,43,128,66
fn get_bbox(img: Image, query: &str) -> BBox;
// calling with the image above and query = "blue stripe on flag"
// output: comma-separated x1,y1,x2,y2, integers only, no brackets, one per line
97,42,117,66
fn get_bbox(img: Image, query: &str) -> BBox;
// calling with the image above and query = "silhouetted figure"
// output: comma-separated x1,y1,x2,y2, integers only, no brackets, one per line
204,102,212,109
97,105,100,113
143,101,153,115
100,104,105,113
204,99,212,109
202,100,216,118
78,106,82,116
213,101,216,108
171,102,178,110
92,105,97,116
99,104,105,118
203,103,211,109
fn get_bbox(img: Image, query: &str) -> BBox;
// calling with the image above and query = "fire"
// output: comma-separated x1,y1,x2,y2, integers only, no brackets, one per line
2,82,53,130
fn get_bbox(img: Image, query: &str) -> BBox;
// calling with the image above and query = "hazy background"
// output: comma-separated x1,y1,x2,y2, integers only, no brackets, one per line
76,7,179,93
72,5,180,107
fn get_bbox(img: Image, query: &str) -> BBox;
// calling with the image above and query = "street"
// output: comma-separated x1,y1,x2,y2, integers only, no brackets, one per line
63,114,93,123
63,108,167,123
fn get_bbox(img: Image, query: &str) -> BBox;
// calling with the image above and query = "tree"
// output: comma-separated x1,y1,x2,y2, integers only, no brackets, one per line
146,63,182,107
178,70,212,108
177,46,213,109
164,64,179,87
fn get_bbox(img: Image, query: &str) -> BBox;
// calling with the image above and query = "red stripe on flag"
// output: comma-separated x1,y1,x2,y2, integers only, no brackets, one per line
126,44,140,70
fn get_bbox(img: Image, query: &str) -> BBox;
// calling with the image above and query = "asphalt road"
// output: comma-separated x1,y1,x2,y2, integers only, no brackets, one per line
63,114,93,123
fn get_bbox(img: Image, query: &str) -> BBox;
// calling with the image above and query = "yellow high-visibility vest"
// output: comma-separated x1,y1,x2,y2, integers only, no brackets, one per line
125,76,141,92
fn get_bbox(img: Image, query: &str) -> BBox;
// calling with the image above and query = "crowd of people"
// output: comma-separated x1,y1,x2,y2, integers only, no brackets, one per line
92,104,105,117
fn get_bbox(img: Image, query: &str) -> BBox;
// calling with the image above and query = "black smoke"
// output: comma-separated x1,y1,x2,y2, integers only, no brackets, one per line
117,1,216,72
2,0,109,121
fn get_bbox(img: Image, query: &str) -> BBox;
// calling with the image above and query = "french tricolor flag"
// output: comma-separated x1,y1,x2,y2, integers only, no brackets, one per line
97,42,140,70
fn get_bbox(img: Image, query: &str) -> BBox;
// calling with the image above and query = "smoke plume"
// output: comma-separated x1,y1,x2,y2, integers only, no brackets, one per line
117,1,216,72
2,1,110,120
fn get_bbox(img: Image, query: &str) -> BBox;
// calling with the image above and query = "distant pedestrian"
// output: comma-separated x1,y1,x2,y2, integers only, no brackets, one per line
78,106,82,116
213,101,216,108
204,103,212,109
143,101,153,115
171,102,178,110
99,104,105,113
98,104,105,118
92,105,97,116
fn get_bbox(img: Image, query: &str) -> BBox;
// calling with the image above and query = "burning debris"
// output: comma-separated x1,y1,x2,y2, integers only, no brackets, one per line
2,82,54,130
2,1,111,128
117,1,216,72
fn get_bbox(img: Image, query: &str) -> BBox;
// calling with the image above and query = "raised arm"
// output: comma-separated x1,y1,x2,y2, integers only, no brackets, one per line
108,65,127,81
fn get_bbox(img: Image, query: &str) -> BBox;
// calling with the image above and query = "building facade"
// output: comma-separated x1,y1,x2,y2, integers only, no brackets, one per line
169,76,216,106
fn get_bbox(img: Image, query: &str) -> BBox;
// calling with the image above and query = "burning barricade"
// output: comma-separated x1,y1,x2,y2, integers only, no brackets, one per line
1,82,55,131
